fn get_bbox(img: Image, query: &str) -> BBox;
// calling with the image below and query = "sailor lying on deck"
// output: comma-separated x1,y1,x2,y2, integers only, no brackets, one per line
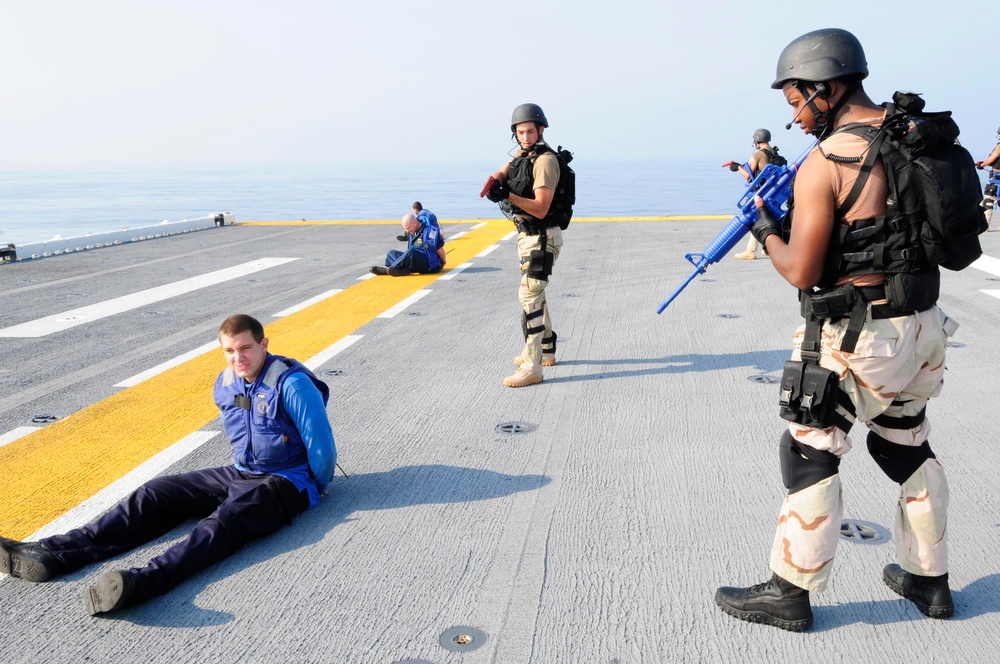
0,314,336,617
371,212,446,276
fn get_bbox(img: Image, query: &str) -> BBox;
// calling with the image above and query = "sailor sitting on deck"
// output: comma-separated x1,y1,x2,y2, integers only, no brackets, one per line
372,212,446,276
0,314,337,617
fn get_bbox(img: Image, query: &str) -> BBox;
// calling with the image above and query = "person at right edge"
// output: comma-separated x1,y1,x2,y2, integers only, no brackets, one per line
479,103,564,388
715,28,959,631
975,127,1000,228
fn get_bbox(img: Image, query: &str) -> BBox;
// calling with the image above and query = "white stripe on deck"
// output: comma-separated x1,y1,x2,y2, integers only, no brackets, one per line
476,245,499,257
470,222,487,230
982,289,1000,300
971,255,1000,278
501,230,517,241
0,426,41,450
0,258,299,338
115,341,219,388
448,231,468,240
303,335,363,371
439,263,473,280
273,289,344,317
28,430,221,540
377,289,432,318
358,272,376,280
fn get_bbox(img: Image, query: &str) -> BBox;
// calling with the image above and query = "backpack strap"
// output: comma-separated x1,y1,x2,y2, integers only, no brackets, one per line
830,127,887,218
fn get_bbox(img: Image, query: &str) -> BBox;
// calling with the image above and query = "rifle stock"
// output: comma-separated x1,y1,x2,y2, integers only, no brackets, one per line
656,139,818,314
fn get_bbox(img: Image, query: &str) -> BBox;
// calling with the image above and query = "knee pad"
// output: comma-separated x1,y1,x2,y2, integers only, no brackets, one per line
779,430,841,494
866,431,935,484
524,308,544,337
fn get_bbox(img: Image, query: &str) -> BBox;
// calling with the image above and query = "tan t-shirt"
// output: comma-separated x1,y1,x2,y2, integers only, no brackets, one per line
818,118,889,287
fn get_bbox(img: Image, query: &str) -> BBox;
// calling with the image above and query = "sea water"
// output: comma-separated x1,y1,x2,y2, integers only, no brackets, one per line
0,159,732,245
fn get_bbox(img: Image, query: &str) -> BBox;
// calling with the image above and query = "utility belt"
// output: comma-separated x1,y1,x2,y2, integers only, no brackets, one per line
514,217,560,236
779,282,928,429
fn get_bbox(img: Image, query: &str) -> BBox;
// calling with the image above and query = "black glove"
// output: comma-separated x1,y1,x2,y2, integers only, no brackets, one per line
750,198,781,247
728,161,741,172
486,180,509,203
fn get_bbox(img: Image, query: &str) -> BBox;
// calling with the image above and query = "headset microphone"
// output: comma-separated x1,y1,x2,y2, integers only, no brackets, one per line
784,82,831,130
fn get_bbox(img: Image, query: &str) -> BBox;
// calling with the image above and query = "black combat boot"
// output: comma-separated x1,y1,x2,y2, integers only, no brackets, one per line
0,536,67,582
882,563,954,618
370,266,389,275
715,573,813,632
84,570,138,616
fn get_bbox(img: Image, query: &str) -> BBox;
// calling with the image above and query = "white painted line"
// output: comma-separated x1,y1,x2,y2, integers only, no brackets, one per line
982,289,1000,300
274,288,344,318
476,245,499,258
448,231,468,240
501,230,517,242
439,263,473,281
971,255,1000,278
470,222,487,230
0,258,299,338
358,272,376,281
0,426,40,450
115,341,219,388
304,335,364,371
377,289,432,318
28,430,221,540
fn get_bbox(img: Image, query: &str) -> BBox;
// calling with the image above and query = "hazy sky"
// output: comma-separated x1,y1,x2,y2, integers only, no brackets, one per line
1,0,995,166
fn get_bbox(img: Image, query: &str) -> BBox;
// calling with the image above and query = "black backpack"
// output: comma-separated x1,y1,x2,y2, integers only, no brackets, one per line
551,146,576,230
838,92,987,271
763,146,788,168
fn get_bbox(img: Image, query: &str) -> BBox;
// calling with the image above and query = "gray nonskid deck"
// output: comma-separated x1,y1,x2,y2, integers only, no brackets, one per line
1,220,999,663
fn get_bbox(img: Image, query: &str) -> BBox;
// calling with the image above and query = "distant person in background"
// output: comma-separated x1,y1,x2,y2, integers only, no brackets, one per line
397,202,442,241
974,126,1000,228
0,314,336,616
722,128,784,259
372,213,446,276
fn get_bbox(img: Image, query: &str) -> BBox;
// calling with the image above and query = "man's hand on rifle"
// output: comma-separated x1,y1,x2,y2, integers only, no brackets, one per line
750,195,782,248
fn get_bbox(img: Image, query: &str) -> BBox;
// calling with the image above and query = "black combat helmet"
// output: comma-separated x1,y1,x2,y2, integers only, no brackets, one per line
771,28,869,89
511,103,549,132
753,128,771,143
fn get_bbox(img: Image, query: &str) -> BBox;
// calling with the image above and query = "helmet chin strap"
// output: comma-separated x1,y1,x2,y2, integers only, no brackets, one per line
786,80,859,138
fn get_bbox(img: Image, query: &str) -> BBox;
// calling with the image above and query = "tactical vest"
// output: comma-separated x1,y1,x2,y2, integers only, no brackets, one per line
410,222,443,271
214,354,330,474
816,125,940,311
507,143,562,228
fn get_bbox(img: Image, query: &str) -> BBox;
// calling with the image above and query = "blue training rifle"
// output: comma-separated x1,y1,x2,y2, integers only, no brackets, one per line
656,139,818,314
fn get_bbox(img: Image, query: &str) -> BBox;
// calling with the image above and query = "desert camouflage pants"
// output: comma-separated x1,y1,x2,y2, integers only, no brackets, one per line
770,305,957,592
516,226,563,373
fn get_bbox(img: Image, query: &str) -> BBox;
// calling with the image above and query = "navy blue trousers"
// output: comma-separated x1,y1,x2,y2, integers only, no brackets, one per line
385,249,439,273
41,465,308,603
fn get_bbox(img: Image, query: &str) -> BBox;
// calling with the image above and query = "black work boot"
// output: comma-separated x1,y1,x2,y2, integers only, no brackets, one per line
370,266,389,276
84,570,138,616
386,266,411,277
0,536,66,582
882,563,954,618
715,573,813,632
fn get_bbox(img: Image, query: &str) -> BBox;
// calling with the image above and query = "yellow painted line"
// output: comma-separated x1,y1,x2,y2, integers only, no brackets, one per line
0,220,515,538
242,215,729,226
243,215,730,225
